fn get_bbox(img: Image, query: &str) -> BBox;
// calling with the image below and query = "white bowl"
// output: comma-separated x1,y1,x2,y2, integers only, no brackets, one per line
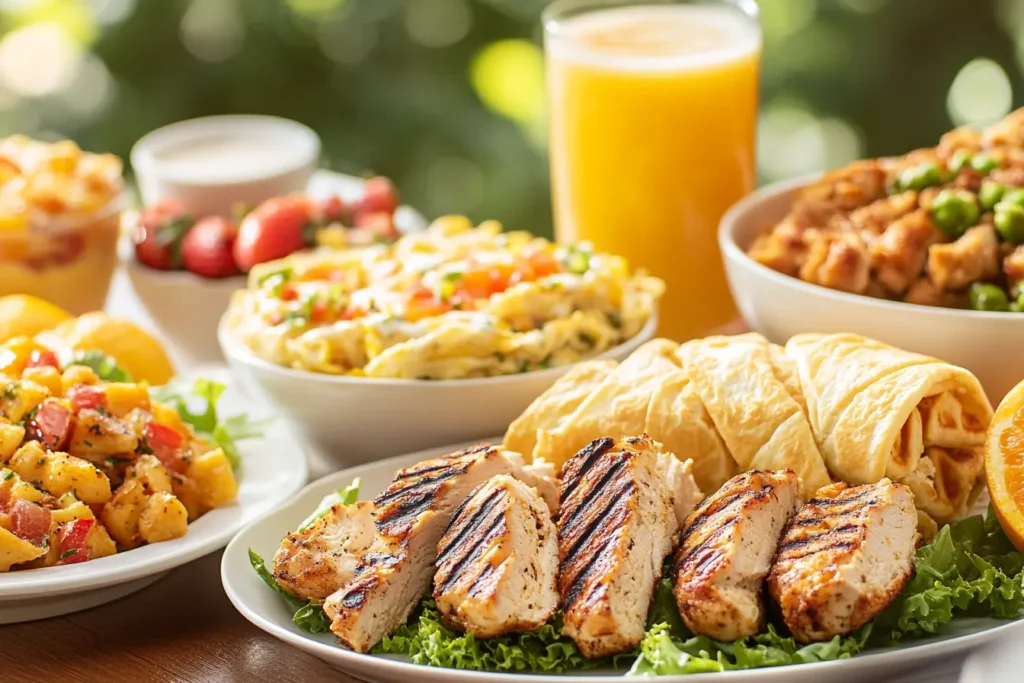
0,369,308,624
123,170,429,365
218,314,658,470
720,176,1024,403
130,114,320,216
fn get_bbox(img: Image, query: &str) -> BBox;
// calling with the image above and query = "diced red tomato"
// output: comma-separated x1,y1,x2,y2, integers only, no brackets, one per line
66,384,107,412
144,422,187,474
523,249,562,278
25,349,60,370
57,518,94,565
27,401,72,451
403,283,453,321
11,499,51,546
278,284,299,302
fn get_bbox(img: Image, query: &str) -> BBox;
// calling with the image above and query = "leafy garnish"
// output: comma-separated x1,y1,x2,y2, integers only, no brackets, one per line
297,477,362,532
248,549,331,633
64,350,133,382
151,378,269,471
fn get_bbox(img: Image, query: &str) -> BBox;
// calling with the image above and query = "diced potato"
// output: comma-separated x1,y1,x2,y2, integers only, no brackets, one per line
0,467,48,505
127,455,172,495
22,366,62,397
0,337,42,377
104,383,150,418
8,442,112,505
186,448,238,509
0,379,49,423
138,491,188,543
50,500,95,525
171,473,205,520
60,365,98,393
151,402,189,437
0,527,46,572
67,409,138,462
86,522,117,560
101,479,146,549
0,423,24,463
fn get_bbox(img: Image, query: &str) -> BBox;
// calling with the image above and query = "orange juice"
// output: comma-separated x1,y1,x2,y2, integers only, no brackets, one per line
545,1,760,341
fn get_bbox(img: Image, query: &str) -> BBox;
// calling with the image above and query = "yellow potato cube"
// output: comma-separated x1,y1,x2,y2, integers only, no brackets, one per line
22,365,62,397
101,479,146,549
151,402,189,437
0,527,45,572
171,473,205,521
0,379,49,423
127,455,173,495
60,365,98,392
138,492,188,544
0,337,41,377
103,382,150,418
8,442,112,505
0,423,24,463
186,448,238,510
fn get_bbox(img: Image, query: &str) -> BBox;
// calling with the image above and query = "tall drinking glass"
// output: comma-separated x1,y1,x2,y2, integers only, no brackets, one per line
544,0,760,341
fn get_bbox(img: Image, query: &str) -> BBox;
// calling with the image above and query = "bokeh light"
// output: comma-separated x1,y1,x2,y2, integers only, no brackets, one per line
180,0,245,63
0,22,82,96
758,100,863,182
405,0,472,49
947,58,1013,127
470,39,545,124
426,155,486,216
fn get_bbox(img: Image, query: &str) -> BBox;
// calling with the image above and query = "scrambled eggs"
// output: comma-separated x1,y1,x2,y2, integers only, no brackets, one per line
223,216,664,380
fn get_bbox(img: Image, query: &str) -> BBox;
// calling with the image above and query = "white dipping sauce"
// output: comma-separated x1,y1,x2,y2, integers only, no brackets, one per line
155,134,307,183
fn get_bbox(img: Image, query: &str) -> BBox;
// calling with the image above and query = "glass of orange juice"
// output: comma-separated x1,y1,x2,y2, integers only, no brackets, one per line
544,0,760,341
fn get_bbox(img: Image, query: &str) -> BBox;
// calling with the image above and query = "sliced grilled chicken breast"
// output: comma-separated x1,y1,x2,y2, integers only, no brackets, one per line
674,469,800,641
768,479,918,643
434,474,558,638
272,501,377,601
511,454,560,516
558,435,678,658
324,445,520,652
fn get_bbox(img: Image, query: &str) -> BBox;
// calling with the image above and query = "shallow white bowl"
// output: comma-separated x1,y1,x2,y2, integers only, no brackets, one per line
218,315,657,470
123,170,428,366
222,444,1024,683
130,114,320,216
0,372,308,624
720,176,1024,404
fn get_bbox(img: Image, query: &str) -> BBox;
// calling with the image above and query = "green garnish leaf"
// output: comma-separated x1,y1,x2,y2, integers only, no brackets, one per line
64,350,133,383
248,549,331,633
296,477,362,532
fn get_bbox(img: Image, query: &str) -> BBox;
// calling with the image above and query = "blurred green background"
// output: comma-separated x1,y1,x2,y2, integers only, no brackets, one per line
3,0,1023,237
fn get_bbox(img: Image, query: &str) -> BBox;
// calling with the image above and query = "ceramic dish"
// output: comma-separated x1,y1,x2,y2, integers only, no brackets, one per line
122,170,428,365
0,371,308,624
719,175,1024,403
222,443,1024,683
219,314,657,467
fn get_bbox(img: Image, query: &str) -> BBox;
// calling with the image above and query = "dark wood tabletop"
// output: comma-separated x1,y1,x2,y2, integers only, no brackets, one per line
0,551,352,683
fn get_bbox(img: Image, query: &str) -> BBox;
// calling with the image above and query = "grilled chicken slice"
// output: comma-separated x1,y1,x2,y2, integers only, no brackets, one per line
271,501,377,602
516,456,560,515
324,445,521,652
768,479,918,643
434,474,558,638
558,435,678,658
674,469,800,641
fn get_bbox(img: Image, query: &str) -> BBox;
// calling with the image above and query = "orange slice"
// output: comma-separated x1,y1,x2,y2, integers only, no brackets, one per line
984,378,1024,552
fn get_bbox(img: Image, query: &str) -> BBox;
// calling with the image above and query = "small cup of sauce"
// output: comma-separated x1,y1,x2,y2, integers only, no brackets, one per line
130,115,321,217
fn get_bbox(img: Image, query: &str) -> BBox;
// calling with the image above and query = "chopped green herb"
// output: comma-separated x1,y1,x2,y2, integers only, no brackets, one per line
2,383,19,401
82,440,93,448
578,332,596,348
88,423,102,436
64,351,133,383
36,458,45,467
257,267,294,288
2,470,13,482
59,548,78,560
135,438,154,456
606,311,623,329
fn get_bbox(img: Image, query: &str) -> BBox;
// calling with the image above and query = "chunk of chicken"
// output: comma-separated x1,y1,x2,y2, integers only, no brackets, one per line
869,210,940,294
272,502,377,602
324,445,521,652
655,451,703,527
558,435,678,659
849,190,918,237
799,232,871,294
434,475,558,638
673,469,800,641
926,224,1000,291
768,479,918,643
903,276,968,308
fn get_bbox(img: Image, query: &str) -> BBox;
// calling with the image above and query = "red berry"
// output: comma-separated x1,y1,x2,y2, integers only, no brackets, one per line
182,216,239,278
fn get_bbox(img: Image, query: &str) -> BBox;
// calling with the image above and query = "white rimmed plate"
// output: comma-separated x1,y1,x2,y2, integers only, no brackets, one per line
0,371,308,624
221,442,1024,683
219,315,657,471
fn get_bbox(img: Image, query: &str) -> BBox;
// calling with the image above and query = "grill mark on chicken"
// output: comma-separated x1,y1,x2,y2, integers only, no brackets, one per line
777,522,862,551
559,455,631,530
467,561,495,598
680,485,772,544
560,531,619,609
437,513,508,594
436,488,504,566
393,448,488,480
559,474,634,570
375,468,467,506
779,538,860,563
435,492,508,593
674,515,740,573
560,437,615,504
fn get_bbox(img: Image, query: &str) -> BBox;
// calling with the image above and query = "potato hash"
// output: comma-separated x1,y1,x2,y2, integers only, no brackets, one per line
223,216,664,379
0,344,241,572
748,107,1024,312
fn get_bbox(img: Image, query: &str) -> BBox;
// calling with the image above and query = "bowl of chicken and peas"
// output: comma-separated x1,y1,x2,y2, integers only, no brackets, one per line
722,107,1024,403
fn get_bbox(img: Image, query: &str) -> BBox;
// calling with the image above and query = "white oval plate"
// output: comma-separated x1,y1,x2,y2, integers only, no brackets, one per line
221,442,1024,683
0,372,309,624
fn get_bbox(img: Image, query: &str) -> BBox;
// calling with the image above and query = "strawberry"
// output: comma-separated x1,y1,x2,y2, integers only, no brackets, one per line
135,199,193,270
182,216,239,278
357,176,398,216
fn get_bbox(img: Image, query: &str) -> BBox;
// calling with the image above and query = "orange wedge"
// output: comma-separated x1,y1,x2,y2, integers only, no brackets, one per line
985,378,1024,552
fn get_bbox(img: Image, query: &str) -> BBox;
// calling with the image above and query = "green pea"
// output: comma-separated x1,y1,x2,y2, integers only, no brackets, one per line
948,149,972,173
995,202,1024,244
971,154,999,174
969,283,1010,311
897,162,943,192
930,189,980,238
979,181,1006,211
1002,188,1024,207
